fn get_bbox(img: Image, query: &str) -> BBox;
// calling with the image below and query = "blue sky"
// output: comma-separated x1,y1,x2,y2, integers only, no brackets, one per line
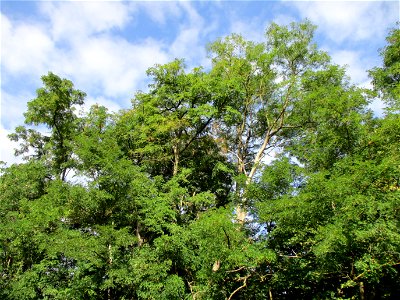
1,0,399,164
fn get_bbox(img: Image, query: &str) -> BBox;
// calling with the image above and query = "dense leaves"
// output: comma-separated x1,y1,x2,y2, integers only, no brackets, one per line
1,22,399,299
369,25,400,111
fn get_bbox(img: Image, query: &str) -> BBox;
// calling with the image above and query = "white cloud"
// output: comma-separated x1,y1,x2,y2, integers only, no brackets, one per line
136,1,182,25
1,14,55,76
2,2,171,103
39,1,134,41
0,89,33,130
229,19,266,43
0,124,23,166
272,14,297,28
170,27,203,60
168,2,215,69
290,1,398,89
330,50,367,84
66,35,168,100
369,98,385,118
292,1,398,43
79,96,122,116
226,9,295,48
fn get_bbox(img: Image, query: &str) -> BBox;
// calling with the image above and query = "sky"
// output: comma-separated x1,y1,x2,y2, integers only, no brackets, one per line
1,0,399,165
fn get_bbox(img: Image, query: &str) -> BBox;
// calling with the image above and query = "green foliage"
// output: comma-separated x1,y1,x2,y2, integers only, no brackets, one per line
255,113,400,298
369,24,400,111
2,21,400,300
286,64,370,171
8,72,86,181
116,59,217,178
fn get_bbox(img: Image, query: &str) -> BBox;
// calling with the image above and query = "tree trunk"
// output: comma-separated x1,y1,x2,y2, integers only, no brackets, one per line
173,145,179,176
136,222,143,247
235,130,275,224
108,243,113,300
359,281,365,300
236,205,247,224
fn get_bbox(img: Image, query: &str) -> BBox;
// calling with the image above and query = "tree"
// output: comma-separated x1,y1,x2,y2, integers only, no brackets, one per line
2,21,400,300
9,72,86,181
285,64,369,171
116,59,232,220
116,60,215,176
255,111,400,298
207,21,330,222
369,25,400,111
250,25,400,299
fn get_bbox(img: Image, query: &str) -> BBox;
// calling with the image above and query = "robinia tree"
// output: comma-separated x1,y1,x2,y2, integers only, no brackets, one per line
1,21,399,300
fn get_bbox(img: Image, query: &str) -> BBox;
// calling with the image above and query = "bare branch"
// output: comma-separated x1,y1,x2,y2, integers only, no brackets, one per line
227,274,250,300
226,266,246,273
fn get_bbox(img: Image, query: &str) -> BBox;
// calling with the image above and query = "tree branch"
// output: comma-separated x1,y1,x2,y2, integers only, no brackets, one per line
227,274,250,300
180,116,213,155
226,266,246,273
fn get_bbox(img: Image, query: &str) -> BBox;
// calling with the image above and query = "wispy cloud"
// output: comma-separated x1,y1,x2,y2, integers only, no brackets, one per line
39,1,134,41
0,89,35,130
0,125,23,165
1,13,55,76
136,1,182,25
292,1,398,44
168,2,215,69
291,1,398,84
330,50,369,84
2,2,171,104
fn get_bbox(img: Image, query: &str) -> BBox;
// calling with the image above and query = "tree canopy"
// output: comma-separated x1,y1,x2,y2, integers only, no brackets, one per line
1,21,399,300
